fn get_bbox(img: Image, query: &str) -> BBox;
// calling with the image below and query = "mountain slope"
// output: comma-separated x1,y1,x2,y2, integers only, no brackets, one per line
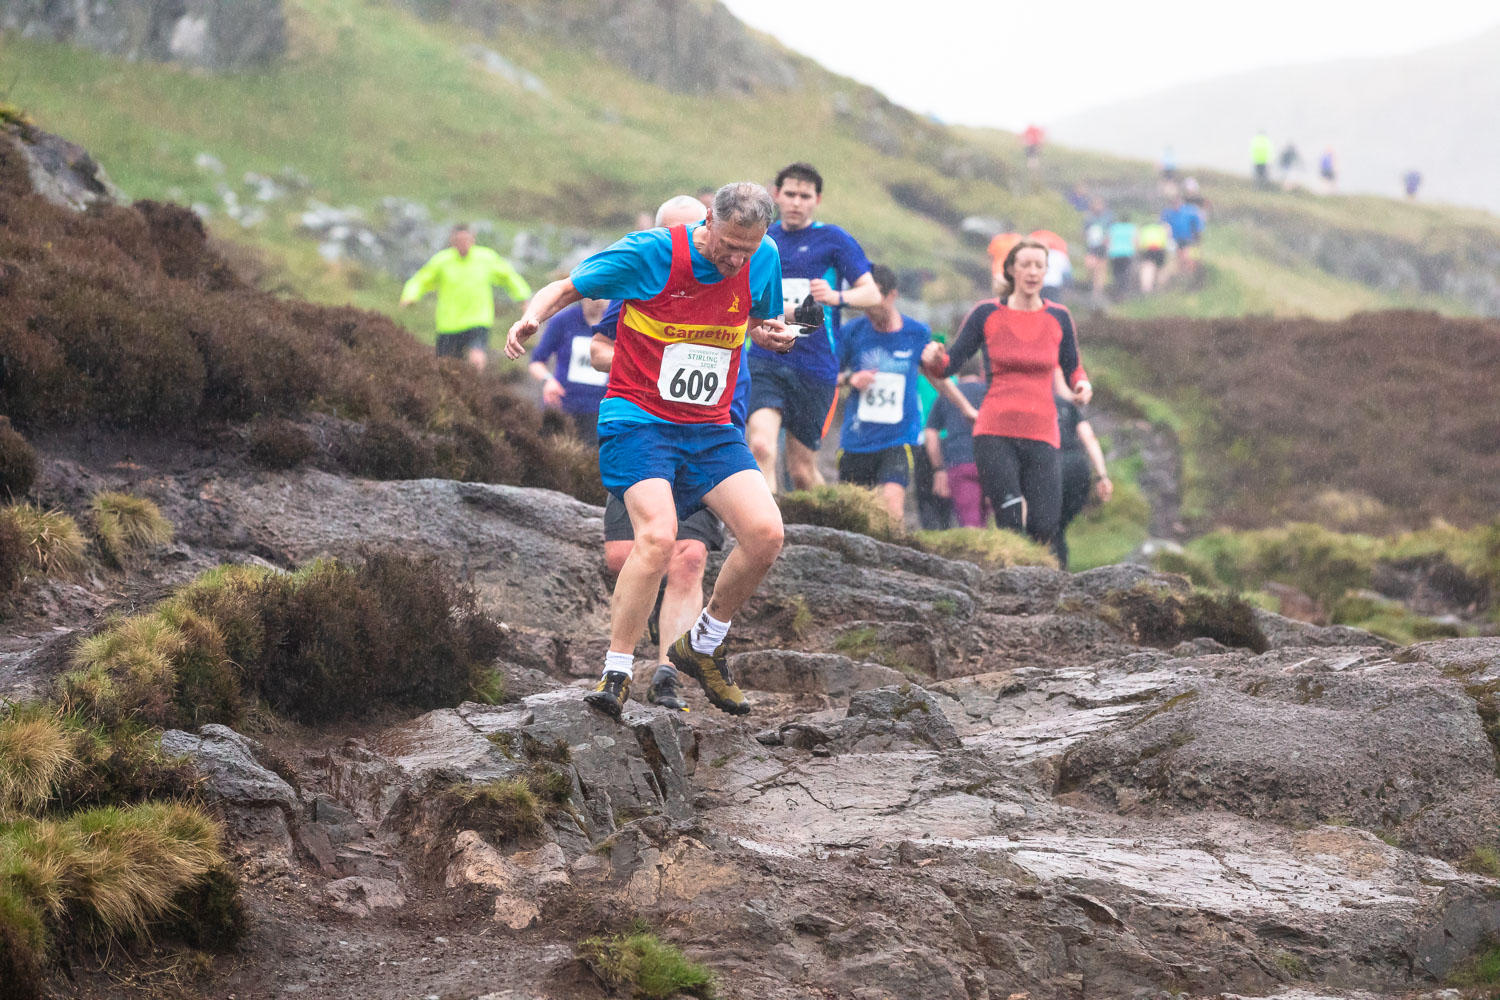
1053,26,1500,213
4,0,1500,339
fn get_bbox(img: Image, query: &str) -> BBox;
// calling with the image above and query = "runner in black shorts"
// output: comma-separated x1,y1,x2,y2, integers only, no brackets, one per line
435,326,489,359
837,446,913,490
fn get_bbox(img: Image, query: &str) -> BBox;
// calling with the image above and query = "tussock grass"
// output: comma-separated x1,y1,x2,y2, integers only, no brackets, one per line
579,921,716,999
1101,583,1268,653
89,491,173,565
0,715,77,816
3,505,87,575
1448,940,1500,986
778,484,902,543
447,778,545,841
0,416,39,498
62,552,504,728
914,527,1058,569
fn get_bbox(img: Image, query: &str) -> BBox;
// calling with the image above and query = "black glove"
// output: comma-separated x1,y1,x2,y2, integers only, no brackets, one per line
792,294,824,329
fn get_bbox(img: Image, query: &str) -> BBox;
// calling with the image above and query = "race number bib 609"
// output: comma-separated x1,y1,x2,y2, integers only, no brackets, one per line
567,335,609,387
658,342,731,407
857,371,907,424
781,277,812,321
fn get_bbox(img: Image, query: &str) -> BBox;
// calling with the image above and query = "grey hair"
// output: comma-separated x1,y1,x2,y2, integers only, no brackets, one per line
654,194,707,227
712,181,775,229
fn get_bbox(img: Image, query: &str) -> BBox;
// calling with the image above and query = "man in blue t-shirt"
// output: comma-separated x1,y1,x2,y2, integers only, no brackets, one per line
585,195,750,713
528,298,610,444
747,162,879,493
505,183,795,721
835,265,976,524
1161,195,1205,279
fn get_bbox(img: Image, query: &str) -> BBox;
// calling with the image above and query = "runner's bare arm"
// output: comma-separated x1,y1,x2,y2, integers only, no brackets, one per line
748,316,797,354
810,271,879,309
589,333,615,373
927,371,978,422
505,279,583,359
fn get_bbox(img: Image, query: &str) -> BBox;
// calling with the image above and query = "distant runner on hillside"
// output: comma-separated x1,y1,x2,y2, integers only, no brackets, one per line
1161,194,1205,281
746,162,879,493
1250,130,1272,187
400,223,532,371
505,182,796,720
1022,124,1045,170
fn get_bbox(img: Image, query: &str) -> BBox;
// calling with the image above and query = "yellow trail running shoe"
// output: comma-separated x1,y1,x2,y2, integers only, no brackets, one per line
584,670,631,720
667,633,749,715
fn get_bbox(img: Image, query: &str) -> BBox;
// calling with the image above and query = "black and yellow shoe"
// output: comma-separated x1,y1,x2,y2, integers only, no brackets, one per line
584,670,631,719
647,667,690,713
667,633,749,715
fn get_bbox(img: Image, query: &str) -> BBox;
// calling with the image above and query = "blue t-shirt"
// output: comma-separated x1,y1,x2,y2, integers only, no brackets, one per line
529,302,609,415
570,223,781,428
594,300,751,433
926,380,987,467
836,314,932,453
749,221,871,385
1161,204,1204,245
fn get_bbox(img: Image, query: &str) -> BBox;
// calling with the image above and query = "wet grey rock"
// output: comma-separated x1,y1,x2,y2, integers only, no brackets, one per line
804,683,962,752
731,649,905,698
3,123,123,211
463,44,548,94
160,723,297,812
1058,654,1499,852
1255,609,1392,650
2,0,285,71
319,876,406,919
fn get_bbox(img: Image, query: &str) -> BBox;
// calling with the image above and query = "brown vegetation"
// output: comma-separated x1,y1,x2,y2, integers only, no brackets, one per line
0,135,601,502
62,553,506,728
0,416,38,497
1090,312,1500,529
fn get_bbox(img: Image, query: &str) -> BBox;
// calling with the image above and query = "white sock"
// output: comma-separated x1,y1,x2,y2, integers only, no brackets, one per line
602,651,634,678
690,610,730,655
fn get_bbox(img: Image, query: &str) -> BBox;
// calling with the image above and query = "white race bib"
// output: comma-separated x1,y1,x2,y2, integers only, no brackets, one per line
657,342,731,407
857,371,907,425
566,335,609,387
781,277,812,321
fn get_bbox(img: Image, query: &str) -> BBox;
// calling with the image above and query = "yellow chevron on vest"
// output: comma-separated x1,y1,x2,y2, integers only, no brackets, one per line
622,303,747,347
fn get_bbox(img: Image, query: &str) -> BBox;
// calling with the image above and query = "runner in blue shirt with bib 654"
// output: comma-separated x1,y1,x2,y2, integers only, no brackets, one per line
836,265,978,524
746,162,881,493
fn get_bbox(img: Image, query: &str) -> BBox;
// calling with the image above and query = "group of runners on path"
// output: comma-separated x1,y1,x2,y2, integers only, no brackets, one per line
406,164,1110,719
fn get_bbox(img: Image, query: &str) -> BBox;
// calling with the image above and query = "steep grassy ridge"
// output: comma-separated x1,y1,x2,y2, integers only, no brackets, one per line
5,0,1498,330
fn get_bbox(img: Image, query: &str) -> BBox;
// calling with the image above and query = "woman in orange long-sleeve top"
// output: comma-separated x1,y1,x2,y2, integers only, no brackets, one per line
922,238,1092,548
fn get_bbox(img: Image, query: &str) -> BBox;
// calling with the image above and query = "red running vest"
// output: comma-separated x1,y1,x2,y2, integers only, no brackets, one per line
607,225,751,425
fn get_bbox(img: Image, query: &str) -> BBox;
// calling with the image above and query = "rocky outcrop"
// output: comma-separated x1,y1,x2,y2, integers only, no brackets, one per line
1,0,285,71
400,0,802,95
2,120,122,210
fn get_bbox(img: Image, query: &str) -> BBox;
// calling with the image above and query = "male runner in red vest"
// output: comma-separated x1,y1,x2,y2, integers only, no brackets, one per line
505,182,795,717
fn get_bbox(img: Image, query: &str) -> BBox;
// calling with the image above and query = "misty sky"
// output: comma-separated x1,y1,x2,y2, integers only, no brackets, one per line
720,0,1500,130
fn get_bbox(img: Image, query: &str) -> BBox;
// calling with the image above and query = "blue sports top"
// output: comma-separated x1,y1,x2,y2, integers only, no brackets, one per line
836,313,932,453
748,220,871,385
529,302,609,415
571,223,780,427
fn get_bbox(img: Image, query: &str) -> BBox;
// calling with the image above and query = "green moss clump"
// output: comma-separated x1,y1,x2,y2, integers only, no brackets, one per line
578,922,716,999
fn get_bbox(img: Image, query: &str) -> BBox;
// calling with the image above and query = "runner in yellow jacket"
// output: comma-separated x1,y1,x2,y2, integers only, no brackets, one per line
400,224,532,371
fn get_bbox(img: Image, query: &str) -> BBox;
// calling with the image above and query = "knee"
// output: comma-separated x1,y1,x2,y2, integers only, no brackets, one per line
666,542,708,585
738,516,784,565
632,522,678,570
748,429,776,465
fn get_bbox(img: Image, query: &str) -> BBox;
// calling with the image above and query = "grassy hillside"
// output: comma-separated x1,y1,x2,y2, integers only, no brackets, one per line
5,0,1499,339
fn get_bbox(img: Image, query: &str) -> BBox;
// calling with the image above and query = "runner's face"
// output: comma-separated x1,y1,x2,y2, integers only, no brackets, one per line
451,229,475,255
773,178,820,230
1010,248,1048,295
702,219,766,277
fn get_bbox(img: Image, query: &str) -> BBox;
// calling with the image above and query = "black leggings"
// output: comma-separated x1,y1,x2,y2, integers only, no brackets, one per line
973,435,1061,546
1055,450,1093,569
